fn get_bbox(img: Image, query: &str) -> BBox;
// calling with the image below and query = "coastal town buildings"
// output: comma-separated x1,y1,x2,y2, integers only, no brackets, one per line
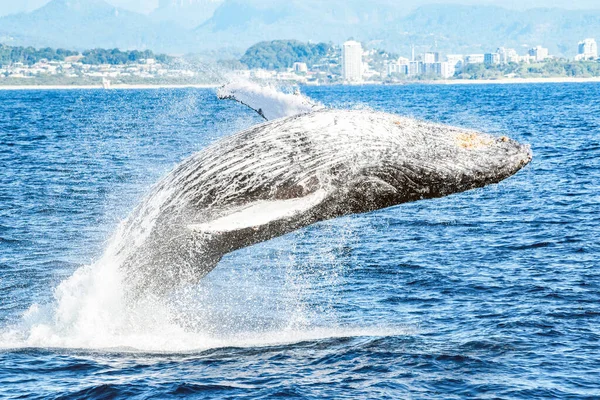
422,52,440,64
497,47,519,64
387,57,409,76
576,38,598,61
484,53,500,65
529,46,549,62
293,62,308,73
2,38,598,85
465,54,485,64
445,54,464,75
0,58,196,82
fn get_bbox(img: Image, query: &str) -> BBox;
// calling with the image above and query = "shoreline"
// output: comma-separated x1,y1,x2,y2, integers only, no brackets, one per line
0,83,220,91
432,77,600,85
1,77,600,90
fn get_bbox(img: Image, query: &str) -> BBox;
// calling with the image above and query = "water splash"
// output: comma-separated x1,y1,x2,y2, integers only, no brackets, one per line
0,215,413,352
217,79,324,120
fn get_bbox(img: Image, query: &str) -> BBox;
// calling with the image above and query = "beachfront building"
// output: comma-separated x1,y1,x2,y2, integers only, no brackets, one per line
342,41,363,83
439,62,454,79
528,46,549,62
465,54,485,64
408,60,423,76
497,47,519,64
423,52,440,64
484,53,500,65
387,57,410,76
575,38,598,61
446,54,464,74
293,62,308,73
425,62,454,78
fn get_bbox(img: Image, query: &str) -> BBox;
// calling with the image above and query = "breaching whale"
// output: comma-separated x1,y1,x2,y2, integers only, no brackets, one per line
114,82,532,296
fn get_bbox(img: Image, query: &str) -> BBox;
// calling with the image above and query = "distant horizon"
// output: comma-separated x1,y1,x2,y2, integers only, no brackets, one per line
1,0,600,17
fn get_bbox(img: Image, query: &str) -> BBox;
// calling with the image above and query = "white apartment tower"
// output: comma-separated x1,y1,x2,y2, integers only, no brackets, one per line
497,47,519,64
422,52,440,63
342,41,363,83
529,46,549,62
577,38,598,60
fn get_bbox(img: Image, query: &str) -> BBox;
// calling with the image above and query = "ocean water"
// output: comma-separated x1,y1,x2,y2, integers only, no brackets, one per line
0,83,598,399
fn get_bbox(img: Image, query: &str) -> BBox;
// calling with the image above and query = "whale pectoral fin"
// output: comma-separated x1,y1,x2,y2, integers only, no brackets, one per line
188,189,328,234
348,176,399,211
351,176,398,196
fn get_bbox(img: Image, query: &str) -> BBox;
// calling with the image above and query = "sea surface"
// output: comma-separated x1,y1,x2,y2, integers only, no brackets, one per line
0,83,598,399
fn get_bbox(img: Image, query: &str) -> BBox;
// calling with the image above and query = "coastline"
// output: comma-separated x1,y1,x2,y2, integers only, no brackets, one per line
0,83,220,91
1,77,600,90
433,77,600,85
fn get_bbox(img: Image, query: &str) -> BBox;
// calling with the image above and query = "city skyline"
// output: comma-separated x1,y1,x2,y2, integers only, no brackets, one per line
1,35,597,86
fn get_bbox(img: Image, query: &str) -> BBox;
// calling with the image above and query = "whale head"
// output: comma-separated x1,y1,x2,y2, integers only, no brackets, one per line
311,111,533,214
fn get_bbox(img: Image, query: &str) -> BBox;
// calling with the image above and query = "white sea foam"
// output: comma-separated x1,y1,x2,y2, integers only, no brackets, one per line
0,258,410,352
0,196,410,353
217,79,324,120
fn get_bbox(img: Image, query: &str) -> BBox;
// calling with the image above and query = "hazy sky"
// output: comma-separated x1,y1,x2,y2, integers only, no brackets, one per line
0,0,159,15
0,0,599,17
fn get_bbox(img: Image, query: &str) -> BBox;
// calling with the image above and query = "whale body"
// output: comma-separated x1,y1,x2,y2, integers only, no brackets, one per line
114,84,532,296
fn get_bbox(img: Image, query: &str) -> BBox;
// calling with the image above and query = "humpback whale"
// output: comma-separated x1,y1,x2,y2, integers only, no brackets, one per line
115,82,532,296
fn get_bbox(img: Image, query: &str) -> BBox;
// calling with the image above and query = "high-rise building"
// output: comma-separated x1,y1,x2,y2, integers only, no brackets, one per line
408,61,423,76
342,41,363,83
497,47,519,64
422,62,437,76
465,54,485,64
576,38,598,61
387,57,410,76
423,52,440,64
445,54,464,74
484,53,500,65
293,62,308,73
423,62,454,78
528,46,549,62
437,62,454,79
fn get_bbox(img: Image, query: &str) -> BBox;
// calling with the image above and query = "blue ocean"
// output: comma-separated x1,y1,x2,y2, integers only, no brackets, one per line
0,84,598,399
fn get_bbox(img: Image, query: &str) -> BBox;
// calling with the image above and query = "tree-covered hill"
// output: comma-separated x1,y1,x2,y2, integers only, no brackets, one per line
0,44,172,66
81,49,172,65
240,40,333,70
0,45,78,66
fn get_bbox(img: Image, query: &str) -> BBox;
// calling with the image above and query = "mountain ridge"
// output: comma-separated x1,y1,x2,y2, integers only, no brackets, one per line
0,0,196,52
0,0,599,57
